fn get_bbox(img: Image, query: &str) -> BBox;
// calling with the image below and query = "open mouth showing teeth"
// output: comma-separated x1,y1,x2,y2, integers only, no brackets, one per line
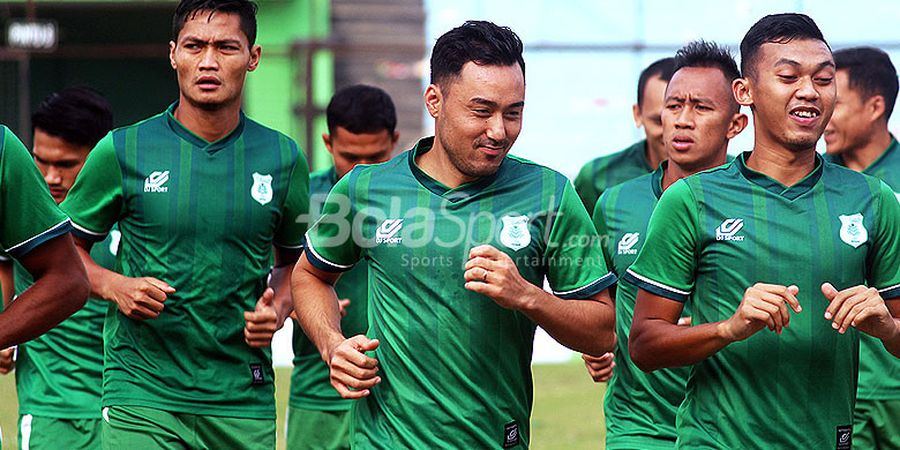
791,109,819,118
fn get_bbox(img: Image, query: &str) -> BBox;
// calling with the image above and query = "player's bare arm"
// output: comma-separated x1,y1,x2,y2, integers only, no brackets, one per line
243,246,301,347
292,253,381,399
582,352,615,382
630,283,801,371
73,235,175,320
822,283,900,356
0,261,14,374
463,244,616,356
0,233,89,348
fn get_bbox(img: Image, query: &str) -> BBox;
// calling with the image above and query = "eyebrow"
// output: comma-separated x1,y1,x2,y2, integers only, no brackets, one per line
774,58,835,70
471,97,525,109
181,35,243,45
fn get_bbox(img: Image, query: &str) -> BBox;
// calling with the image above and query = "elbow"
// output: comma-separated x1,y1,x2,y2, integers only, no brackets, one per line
628,328,661,372
68,271,91,313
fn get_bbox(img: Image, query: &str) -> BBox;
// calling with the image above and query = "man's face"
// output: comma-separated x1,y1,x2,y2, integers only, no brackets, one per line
744,39,836,152
426,62,525,180
634,75,669,157
323,126,398,179
824,69,872,155
169,11,260,111
662,67,742,171
32,128,92,204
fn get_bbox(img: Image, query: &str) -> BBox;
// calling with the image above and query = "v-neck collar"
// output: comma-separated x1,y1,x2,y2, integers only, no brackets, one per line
407,137,502,202
737,151,823,200
650,161,666,200
165,102,245,153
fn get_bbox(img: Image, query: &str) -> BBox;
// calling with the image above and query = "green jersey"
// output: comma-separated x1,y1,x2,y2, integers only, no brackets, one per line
60,104,310,419
594,162,689,449
826,137,900,401
290,167,369,411
14,227,117,418
574,140,652,212
305,137,615,449
0,125,71,258
625,153,900,449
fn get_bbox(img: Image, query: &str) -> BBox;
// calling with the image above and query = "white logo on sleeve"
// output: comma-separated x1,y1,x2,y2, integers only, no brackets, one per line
617,232,640,255
143,170,170,193
376,219,403,244
109,229,121,256
716,218,745,241
894,192,900,203
839,213,867,248
499,215,531,251
250,172,273,205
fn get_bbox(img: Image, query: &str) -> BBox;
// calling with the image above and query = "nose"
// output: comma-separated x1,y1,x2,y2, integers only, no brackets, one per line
675,106,694,128
485,114,507,142
199,47,218,70
796,76,820,101
44,166,61,186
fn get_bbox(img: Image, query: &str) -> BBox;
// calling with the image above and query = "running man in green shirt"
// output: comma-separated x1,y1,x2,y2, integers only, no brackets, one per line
292,21,616,449
287,84,399,450
60,1,309,449
627,14,900,449
573,57,675,211
824,46,900,450
0,87,115,450
589,41,747,450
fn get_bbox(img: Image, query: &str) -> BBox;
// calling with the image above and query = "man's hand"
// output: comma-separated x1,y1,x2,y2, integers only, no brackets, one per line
0,347,14,374
244,288,281,348
582,352,614,382
108,276,175,320
822,283,898,339
719,283,801,342
464,245,537,310
328,335,381,399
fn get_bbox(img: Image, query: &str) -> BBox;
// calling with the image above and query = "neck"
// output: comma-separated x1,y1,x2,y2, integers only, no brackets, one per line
173,95,242,143
842,127,892,172
415,138,477,188
644,141,665,169
746,137,817,187
662,151,728,191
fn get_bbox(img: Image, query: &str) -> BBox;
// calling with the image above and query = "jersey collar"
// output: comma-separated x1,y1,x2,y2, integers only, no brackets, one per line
650,160,666,199
736,151,823,200
407,137,503,202
165,102,245,153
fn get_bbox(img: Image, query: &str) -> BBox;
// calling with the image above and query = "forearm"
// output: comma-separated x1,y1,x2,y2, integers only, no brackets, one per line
882,318,900,358
268,265,293,325
0,261,14,307
291,262,345,362
75,245,124,302
629,318,732,371
519,287,616,355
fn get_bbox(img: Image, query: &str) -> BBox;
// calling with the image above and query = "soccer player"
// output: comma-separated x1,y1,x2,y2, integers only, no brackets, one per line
287,84,398,450
588,41,747,449
824,46,900,450
0,87,114,450
574,57,675,210
60,1,310,448
292,20,616,449
626,14,900,449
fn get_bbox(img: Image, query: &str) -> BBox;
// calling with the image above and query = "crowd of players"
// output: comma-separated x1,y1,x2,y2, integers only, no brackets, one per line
1,0,899,449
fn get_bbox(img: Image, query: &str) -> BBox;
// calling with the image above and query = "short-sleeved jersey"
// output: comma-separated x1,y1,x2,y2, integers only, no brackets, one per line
625,153,900,449
290,167,369,411
15,227,118,418
826,137,900,401
594,163,689,450
574,140,652,212
305,137,615,449
60,104,310,419
0,125,71,258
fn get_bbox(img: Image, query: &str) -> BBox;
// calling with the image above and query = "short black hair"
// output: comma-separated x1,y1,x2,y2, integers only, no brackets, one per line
430,20,525,88
674,40,741,112
637,57,675,108
740,13,829,79
32,86,113,148
326,84,397,136
835,47,899,121
172,0,258,46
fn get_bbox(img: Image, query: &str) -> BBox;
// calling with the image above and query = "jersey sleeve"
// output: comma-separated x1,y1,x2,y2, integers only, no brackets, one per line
0,127,71,258
574,162,599,212
545,182,616,299
60,133,124,242
303,173,361,273
867,180,900,299
623,179,699,302
592,190,615,271
274,140,310,249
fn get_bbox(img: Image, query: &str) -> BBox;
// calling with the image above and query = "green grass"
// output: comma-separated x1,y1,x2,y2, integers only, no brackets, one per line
1,362,605,449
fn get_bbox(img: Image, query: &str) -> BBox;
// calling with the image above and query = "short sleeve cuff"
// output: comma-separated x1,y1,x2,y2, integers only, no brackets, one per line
623,269,691,303
69,220,109,243
878,283,900,300
7,219,72,259
552,272,617,300
304,233,355,273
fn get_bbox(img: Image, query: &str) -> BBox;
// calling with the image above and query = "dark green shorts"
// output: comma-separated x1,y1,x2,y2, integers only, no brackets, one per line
854,398,900,450
101,405,275,450
285,406,350,450
17,415,101,450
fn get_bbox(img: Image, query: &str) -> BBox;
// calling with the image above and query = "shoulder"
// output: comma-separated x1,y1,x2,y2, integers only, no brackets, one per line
506,154,570,185
579,140,645,172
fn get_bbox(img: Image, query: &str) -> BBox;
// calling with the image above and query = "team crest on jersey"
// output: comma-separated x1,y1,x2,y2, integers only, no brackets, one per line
499,215,531,251
250,172,273,205
617,232,640,255
839,213,867,248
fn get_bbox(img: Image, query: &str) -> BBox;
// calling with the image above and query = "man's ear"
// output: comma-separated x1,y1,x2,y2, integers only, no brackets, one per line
727,112,749,140
733,77,753,108
632,103,642,128
169,41,177,70
424,84,442,119
248,45,261,72
866,94,887,124
321,133,333,155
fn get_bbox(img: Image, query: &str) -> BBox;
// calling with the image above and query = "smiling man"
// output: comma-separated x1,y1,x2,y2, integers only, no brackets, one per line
60,1,309,449
626,14,900,449
292,21,616,449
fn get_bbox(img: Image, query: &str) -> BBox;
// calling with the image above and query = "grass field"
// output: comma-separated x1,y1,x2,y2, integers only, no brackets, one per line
0,362,605,449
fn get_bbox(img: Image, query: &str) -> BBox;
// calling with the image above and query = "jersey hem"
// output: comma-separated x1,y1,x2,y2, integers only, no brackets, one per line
16,409,101,420
877,283,900,300
287,398,353,412
101,398,275,420
553,272,617,299
7,220,71,258
304,234,354,273
623,269,690,302
69,221,109,242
